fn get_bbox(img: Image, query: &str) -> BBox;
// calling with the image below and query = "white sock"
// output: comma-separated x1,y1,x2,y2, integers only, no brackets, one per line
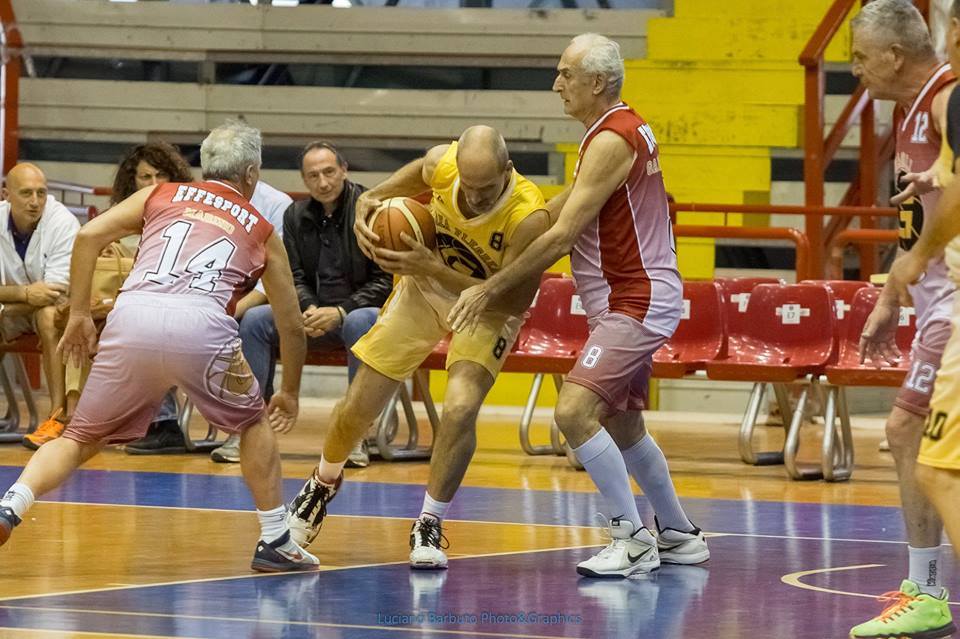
420,493,450,522
1,483,35,519
573,429,643,533
257,505,287,544
620,435,694,533
908,545,943,595
317,456,346,485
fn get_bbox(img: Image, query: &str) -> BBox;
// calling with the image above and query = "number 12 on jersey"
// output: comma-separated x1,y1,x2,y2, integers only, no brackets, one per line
144,220,237,292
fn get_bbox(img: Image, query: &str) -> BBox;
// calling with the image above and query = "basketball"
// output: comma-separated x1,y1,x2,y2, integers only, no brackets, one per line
369,197,436,251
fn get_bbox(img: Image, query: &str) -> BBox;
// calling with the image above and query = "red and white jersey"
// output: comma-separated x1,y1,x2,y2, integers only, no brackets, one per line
895,62,957,329
123,181,274,315
570,102,682,337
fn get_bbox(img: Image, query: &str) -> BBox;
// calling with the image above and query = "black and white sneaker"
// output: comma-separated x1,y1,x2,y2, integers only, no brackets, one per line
409,517,449,570
655,517,710,565
0,506,20,547
286,471,343,547
250,530,320,573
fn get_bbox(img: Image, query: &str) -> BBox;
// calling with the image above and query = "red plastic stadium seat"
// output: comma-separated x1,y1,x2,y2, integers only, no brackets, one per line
715,277,782,354
799,280,870,348
501,275,589,374
653,280,726,378
706,283,836,382
824,286,915,387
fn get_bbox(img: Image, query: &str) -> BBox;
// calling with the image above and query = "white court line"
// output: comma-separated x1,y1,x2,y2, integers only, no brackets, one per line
0,544,598,604
0,604,585,639
782,564,960,606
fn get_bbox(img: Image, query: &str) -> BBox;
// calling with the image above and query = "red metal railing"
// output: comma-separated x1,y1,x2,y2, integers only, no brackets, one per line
0,0,21,176
800,0,930,278
670,202,899,281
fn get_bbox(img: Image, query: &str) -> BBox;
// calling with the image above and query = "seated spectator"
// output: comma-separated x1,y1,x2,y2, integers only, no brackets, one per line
207,178,293,462
211,141,390,466
0,163,80,449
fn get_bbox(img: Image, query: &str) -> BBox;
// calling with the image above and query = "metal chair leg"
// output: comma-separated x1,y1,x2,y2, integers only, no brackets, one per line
0,354,38,443
822,385,854,482
739,382,785,465
784,377,824,480
519,373,566,456
549,374,565,454
0,354,21,435
178,393,222,453
377,370,433,461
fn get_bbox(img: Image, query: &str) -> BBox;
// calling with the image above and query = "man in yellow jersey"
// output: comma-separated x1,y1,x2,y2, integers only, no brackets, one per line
284,125,550,569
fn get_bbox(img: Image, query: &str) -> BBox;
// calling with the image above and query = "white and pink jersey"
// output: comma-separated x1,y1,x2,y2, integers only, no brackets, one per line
895,62,957,329
123,181,274,316
570,102,682,337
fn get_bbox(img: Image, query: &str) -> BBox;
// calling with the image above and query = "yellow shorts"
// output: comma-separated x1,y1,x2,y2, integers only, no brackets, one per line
919,309,960,470
351,276,522,382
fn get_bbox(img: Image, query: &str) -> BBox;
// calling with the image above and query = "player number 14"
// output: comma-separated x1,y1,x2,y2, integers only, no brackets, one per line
144,220,237,293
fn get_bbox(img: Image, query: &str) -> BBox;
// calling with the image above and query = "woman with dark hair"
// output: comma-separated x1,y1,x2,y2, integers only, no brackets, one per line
113,142,194,454
110,141,193,205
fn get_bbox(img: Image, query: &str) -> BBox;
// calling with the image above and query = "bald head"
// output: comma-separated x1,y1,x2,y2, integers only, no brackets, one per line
3,163,47,232
6,163,45,191
455,126,513,216
457,125,509,173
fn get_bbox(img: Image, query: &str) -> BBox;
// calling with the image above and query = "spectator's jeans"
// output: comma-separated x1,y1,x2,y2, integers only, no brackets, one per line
239,305,380,399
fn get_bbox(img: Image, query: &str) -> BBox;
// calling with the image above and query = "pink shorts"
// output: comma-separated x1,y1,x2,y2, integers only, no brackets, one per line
565,312,669,415
895,317,952,416
65,292,265,446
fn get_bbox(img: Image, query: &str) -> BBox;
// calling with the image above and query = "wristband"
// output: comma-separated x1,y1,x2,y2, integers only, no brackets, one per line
336,306,346,325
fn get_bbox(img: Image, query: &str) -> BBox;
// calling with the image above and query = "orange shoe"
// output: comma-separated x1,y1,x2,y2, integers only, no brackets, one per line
22,409,66,450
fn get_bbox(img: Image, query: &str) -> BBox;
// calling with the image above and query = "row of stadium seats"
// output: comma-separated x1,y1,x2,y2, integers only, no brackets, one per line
0,274,909,481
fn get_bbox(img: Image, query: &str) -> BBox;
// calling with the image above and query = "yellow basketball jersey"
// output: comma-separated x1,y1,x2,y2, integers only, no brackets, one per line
938,122,960,282
426,142,545,282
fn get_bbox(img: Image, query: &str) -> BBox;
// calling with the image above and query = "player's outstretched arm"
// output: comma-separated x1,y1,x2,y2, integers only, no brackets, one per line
57,186,152,367
260,232,306,433
448,132,633,333
355,144,447,258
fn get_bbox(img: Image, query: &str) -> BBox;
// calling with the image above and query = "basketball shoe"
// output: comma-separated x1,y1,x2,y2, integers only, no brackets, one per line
250,530,320,573
409,516,448,569
849,580,955,639
0,506,20,547
286,471,342,547
577,518,660,578
22,409,66,450
655,518,710,565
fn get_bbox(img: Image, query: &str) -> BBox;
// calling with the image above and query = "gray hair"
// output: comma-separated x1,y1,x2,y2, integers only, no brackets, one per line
200,119,262,182
852,0,936,60
571,33,624,97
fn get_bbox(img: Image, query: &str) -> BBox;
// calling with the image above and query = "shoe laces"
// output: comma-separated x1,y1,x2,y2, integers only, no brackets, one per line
34,410,65,436
290,473,339,526
875,590,918,622
592,513,628,560
415,517,449,550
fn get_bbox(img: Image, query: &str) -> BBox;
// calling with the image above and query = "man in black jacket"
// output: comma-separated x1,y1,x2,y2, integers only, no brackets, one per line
213,141,391,464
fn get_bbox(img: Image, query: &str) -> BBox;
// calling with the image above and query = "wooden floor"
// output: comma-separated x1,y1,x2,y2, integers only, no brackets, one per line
0,398,922,639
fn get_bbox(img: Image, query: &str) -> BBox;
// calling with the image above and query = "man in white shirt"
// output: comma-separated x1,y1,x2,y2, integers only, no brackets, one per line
0,163,80,449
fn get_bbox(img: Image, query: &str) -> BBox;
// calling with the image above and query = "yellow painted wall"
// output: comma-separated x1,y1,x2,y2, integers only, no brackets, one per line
467,0,853,406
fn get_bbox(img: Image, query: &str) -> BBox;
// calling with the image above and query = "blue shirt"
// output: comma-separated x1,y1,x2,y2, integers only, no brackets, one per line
7,216,32,262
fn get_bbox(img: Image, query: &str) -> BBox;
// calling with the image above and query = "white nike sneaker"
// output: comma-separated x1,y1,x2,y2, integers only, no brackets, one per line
286,471,343,547
409,516,449,570
577,518,660,578
655,520,710,565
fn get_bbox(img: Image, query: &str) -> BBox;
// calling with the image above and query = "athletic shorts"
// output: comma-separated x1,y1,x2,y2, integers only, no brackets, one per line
64,292,264,446
895,317,952,416
565,311,669,415
351,276,522,381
